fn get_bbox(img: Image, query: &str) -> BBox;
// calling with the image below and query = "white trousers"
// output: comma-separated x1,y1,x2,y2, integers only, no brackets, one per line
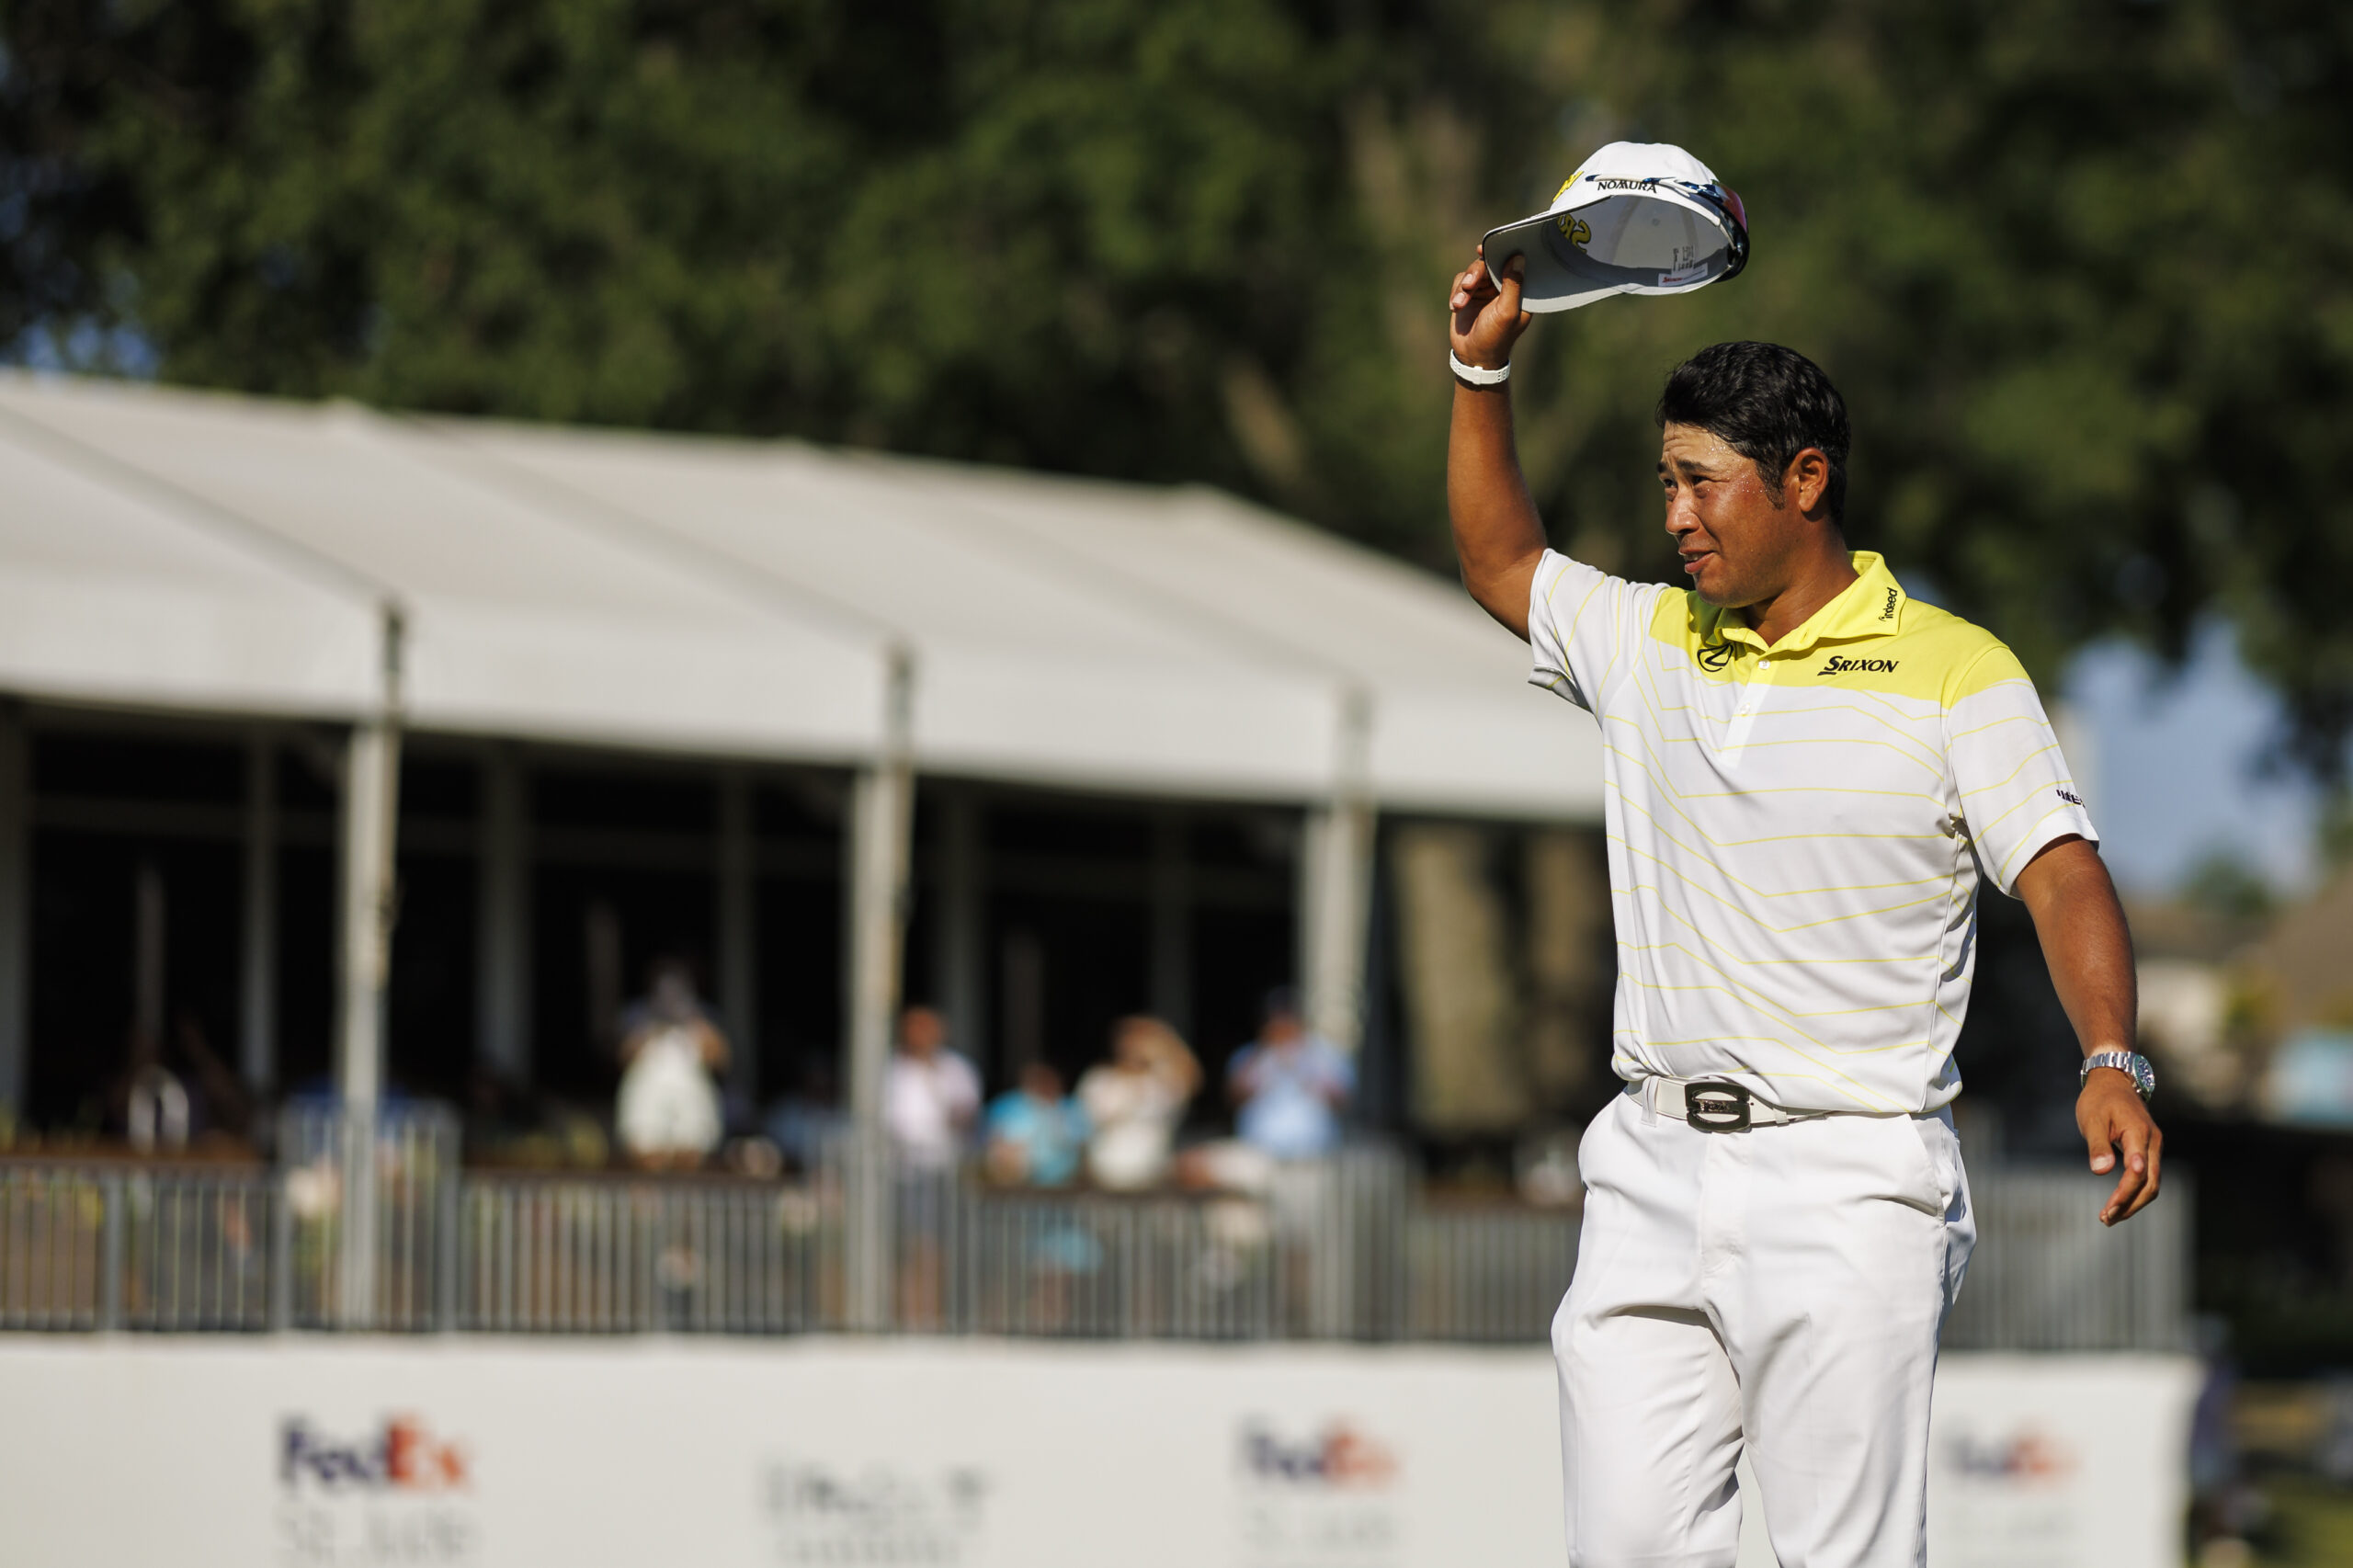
1553,1089,1974,1568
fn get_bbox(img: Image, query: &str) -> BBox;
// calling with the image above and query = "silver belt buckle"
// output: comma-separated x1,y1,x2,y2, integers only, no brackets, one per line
1683,1080,1752,1132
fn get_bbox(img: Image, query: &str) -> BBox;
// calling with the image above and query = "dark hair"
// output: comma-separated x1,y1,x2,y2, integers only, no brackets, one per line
1656,342,1850,522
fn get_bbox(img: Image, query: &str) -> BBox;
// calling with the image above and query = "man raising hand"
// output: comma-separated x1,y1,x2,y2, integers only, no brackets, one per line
1445,244,2160,1567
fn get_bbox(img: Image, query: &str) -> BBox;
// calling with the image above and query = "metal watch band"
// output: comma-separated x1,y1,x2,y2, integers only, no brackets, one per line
2080,1050,2155,1103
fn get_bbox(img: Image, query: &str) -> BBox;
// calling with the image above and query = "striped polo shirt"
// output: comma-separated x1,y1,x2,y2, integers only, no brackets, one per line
1528,549,2095,1115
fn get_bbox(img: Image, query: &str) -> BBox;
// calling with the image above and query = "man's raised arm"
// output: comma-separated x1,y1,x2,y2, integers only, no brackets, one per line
1448,251,1548,639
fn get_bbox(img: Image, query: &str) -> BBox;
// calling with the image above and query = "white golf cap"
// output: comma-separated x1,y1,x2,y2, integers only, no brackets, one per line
1483,142,1748,312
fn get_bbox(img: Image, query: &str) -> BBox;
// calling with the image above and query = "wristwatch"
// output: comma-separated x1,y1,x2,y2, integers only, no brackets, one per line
2080,1050,2155,1103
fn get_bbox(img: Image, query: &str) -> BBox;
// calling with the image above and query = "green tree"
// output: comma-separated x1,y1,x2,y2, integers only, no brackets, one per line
6,1,2353,765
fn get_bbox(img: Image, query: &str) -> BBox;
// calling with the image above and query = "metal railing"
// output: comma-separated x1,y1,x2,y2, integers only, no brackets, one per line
0,1134,2191,1350
276,1102,461,1331
458,1172,835,1334
1942,1165,2193,1352
0,1164,277,1332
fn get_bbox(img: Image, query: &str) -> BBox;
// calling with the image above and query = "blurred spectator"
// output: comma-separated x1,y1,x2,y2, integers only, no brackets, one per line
1227,987,1354,1160
766,1052,848,1175
170,1014,256,1148
888,1006,978,1329
124,1057,189,1153
984,1062,1088,1187
106,1011,256,1156
885,1006,981,1171
615,958,729,1170
1078,1016,1201,1190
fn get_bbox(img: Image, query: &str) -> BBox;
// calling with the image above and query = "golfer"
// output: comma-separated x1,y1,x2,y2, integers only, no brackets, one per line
1446,250,2163,1566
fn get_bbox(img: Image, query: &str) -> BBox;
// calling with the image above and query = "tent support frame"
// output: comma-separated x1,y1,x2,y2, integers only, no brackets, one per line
0,702,24,1121
475,744,531,1081
717,767,757,1104
335,609,404,1330
239,730,278,1095
845,646,917,1331
1300,689,1377,1054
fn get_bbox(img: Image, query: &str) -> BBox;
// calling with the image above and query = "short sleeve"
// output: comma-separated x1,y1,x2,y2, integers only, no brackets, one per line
1946,645,2098,897
947,1053,983,1116
1527,550,1665,716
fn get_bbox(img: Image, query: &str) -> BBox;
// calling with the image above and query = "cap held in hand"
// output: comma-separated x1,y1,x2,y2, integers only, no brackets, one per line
1483,142,1748,312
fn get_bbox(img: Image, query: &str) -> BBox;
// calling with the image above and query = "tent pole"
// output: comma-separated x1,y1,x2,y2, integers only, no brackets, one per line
845,646,915,1332
0,702,25,1125
475,744,530,1082
717,767,757,1105
336,610,404,1331
1150,808,1192,1038
938,787,984,1065
1300,689,1377,1055
239,730,278,1096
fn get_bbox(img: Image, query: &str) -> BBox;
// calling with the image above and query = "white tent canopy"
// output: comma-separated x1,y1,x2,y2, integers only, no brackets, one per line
0,370,1601,815
0,376,888,762
436,419,1344,803
0,370,1608,1228
0,404,382,719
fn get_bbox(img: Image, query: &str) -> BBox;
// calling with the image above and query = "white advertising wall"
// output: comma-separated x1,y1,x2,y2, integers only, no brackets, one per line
0,1338,2195,1568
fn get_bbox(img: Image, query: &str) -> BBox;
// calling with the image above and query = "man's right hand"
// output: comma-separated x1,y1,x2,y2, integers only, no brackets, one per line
1449,247,1532,372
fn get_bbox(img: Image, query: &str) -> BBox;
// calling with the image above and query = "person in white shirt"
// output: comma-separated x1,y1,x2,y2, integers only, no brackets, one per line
884,1005,981,1329
1076,1016,1201,1190
615,959,729,1170
1446,249,2163,1567
883,1006,981,1173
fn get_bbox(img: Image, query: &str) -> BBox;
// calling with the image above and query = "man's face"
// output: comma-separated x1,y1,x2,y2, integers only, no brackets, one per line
900,1006,945,1059
1657,423,1813,608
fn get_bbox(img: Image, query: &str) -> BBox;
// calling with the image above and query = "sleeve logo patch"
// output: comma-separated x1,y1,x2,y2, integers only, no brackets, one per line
2056,788,2086,806
1819,655,1899,676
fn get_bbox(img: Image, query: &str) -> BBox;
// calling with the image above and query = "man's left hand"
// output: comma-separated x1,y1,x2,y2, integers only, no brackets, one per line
2078,1067,2162,1226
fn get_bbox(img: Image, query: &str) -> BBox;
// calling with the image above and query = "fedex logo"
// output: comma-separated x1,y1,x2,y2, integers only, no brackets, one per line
1945,1426,2077,1487
281,1415,470,1493
1240,1421,1397,1489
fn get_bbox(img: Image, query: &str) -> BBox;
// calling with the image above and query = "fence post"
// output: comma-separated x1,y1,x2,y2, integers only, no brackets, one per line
98,1173,124,1332
269,1167,293,1332
336,1108,378,1330
436,1151,462,1333
652,1187,672,1335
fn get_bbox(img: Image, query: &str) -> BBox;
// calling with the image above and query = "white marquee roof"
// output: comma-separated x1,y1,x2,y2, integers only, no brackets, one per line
0,372,1600,818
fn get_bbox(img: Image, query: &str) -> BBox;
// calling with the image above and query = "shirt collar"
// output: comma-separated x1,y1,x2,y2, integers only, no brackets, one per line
1698,551,1908,655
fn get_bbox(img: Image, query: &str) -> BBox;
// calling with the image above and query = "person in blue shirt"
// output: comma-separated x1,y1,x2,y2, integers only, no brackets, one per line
1226,988,1354,1161
983,1062,1089,1187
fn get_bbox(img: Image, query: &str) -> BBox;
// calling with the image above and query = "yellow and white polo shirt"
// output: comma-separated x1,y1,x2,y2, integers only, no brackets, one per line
1529,549,2094,1115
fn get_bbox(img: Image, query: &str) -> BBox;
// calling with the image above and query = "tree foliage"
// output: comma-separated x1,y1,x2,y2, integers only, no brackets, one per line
6,1,2352,764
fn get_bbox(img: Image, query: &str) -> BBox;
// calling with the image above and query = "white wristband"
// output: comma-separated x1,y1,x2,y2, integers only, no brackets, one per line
1449,351,1510,386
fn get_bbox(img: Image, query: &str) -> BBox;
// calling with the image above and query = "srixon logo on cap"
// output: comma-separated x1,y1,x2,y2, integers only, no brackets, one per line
281,1415,470,1492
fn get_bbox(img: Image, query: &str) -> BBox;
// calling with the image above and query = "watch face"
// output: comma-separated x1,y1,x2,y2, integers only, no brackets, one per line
2085,1053,2155,1101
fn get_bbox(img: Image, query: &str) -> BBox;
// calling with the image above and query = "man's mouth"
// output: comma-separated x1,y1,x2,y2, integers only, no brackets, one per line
1681,550,1712,576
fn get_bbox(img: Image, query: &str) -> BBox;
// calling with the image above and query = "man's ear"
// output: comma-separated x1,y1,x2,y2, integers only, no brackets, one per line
1785,448,1831,517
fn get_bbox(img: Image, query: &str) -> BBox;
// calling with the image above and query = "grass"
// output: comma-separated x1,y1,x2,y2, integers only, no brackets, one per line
2242,1474,2353,1567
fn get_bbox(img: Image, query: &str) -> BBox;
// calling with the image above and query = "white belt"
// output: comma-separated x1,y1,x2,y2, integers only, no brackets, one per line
1633,1075,1828,1131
